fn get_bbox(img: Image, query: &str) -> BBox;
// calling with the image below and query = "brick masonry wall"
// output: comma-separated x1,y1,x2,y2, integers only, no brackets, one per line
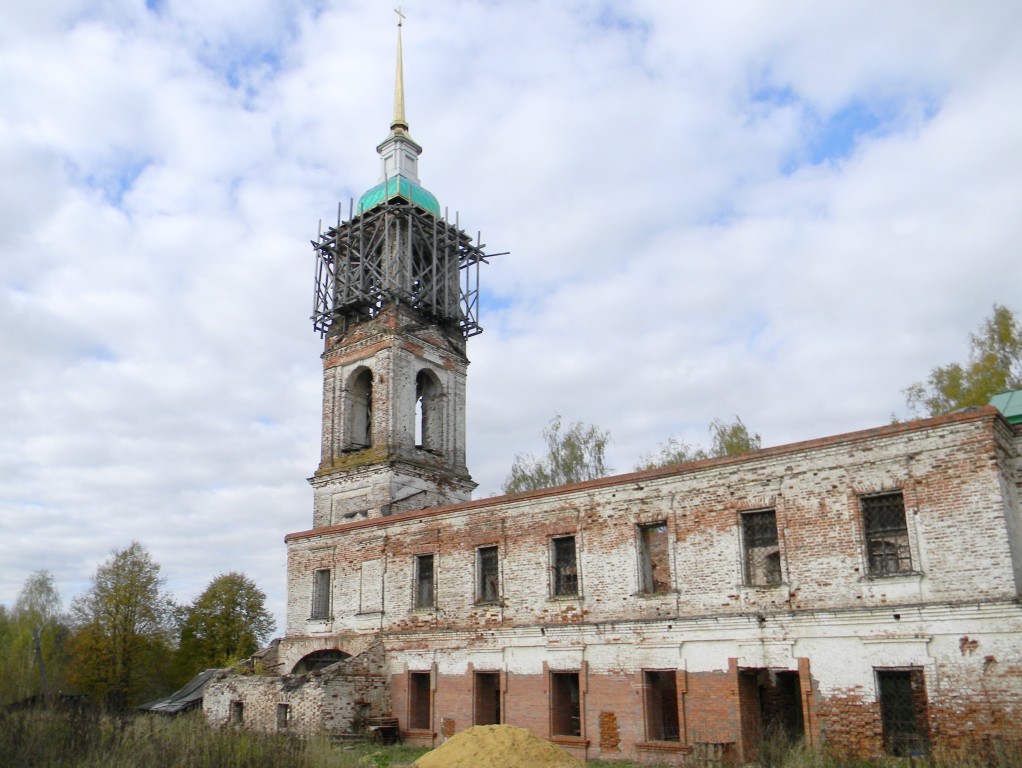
272,409,1022,760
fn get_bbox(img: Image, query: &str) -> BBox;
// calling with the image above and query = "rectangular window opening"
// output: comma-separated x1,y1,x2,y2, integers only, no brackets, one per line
409,671,432,730
644,670,680,742
742,510,781,586
551,536,578,597
311,568,331,619
550,671,581,737
877,668,929,756
474,672,502,725
862,492,912,575
637,522,671,594
230,700,244,725
414,554,435,609
477,545,499,603
276,703,291,730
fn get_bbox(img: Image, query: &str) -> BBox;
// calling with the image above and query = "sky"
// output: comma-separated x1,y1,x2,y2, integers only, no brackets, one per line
2,0,1021,632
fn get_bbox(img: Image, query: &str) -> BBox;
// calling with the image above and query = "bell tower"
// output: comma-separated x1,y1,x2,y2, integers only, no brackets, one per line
308,14,496,527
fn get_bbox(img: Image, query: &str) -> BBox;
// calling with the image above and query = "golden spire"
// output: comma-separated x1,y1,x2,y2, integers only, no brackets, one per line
391,7,408,132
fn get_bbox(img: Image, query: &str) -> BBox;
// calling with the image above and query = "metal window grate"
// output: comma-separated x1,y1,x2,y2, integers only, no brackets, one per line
742,510,781,586
415,554,434,608
877,669,929,756
552,537,578,596
477,546,499,603
311,569,331,619
862,493,911,575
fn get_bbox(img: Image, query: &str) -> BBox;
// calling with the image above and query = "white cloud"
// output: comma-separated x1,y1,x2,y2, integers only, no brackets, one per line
2,0,1021,632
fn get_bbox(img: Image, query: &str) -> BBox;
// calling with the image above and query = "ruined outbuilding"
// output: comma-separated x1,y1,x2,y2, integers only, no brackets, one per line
204,18,1022,765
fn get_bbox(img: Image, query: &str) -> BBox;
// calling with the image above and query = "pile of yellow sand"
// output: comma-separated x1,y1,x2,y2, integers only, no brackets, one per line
413,724,583,768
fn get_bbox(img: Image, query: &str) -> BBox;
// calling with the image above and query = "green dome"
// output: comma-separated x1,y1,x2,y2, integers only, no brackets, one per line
356,175,440,217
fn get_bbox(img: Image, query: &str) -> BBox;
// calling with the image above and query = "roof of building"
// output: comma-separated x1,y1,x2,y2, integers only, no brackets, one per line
990,388,1022,424
137,668,218,715
356,175,440,217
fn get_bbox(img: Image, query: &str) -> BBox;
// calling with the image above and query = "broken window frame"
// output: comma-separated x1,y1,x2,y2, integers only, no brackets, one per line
643,670,681,742
414,553,435,609
276,703,291,730
636,521,671,594
476,545,500,604
310,568,331,620
861,491,913,576
741,509,782,587
549,671,582,737
550,535,579,597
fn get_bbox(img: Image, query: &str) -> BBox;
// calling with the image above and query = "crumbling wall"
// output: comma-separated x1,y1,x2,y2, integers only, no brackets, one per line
275,408,1022,760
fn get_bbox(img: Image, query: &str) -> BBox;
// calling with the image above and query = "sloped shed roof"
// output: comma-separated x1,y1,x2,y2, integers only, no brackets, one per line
138,668,218,715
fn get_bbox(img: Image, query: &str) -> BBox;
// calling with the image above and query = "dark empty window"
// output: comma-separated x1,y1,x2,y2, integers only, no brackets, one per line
276,703,291,730
551,536,578,597
409,672,431,730
742,510,782,586
637,522,671,594
474,672,501,725
230,700,244,724
477,546,499,603
644,670,680,742
311,569,331,619
862,492,912,575
877,669,929,756
414,554,435,609
550,672,581,737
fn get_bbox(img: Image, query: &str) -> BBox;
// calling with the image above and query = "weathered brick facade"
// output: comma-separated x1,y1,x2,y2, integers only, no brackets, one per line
254,407,1022,762
203,30,1022,762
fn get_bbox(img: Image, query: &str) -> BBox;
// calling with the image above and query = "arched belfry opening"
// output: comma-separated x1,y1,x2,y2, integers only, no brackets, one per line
415,369,443,453
347,368,373,450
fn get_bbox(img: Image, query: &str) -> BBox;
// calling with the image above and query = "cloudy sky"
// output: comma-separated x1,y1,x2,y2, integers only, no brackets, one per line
3,0,1021,629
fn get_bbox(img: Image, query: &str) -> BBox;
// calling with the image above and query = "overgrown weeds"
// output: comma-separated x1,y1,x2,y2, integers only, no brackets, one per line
1,710,1019,768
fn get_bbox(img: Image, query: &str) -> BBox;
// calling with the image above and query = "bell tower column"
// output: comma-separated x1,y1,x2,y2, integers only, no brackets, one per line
307,13,497,528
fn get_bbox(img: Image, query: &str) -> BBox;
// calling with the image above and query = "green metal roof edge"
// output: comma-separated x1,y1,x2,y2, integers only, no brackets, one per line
989,389,1022,424
356,176,440,217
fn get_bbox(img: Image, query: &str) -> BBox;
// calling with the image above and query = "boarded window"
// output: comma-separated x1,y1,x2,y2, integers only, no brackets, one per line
742,510,781,586
862,492,912,575
551,536,578,597
276,703,291,730
637,522,670,594
477,546,499,603
230,700,244,724
409,672,431,730
644,670,680,742
550,672,581,737
414,554,435,609
474,672,501,725
877,669,929,756
311,568,331,619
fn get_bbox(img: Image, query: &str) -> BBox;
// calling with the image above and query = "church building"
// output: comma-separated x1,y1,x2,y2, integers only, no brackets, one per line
203,21,1022,764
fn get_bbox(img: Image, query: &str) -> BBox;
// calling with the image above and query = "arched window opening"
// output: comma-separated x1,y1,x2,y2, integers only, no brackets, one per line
291,649,351,675
415,370,443,453
348,369,373,449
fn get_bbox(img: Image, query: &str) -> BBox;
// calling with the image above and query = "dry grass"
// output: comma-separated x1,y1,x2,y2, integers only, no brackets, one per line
1,710,1019,768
